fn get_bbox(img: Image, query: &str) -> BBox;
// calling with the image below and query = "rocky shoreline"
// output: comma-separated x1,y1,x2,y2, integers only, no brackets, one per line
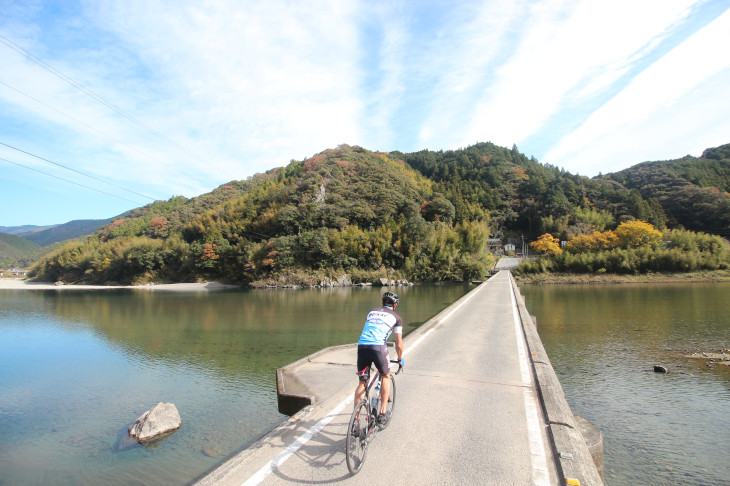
0,279,237,291
0,276,414,291
8,266,728,291
685,350,730,368
250,275,413,289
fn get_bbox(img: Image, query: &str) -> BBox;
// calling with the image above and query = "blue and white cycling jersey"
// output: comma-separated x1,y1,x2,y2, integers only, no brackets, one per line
358,306,403,346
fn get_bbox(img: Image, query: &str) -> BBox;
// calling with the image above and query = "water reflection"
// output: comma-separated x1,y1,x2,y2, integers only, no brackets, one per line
0,284,470,485
40,286,467,375
521,282,730,486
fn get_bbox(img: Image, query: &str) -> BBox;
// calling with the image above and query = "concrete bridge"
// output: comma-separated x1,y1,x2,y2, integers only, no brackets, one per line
195,271,603,486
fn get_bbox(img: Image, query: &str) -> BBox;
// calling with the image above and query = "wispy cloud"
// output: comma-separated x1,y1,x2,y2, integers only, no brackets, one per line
464,0,700,151
2,1,368,199
544,6,730,174
0,0,728,225
88,0,365,174
414,1,527,149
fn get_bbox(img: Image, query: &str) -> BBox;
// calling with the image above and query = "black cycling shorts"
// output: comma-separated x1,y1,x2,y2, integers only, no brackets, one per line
357,345,390,380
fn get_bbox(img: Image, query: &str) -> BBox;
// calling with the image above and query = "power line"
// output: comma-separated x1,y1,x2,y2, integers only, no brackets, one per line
0,80,175,170
0,141,156,201
0,32,205,164
1,156,145,205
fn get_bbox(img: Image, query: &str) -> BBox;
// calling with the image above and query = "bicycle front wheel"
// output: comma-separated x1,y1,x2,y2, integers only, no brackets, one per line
345,400,370,475
379,374,396,430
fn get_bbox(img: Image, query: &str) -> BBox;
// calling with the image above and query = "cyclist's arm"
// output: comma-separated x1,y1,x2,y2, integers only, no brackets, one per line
394,329,404,361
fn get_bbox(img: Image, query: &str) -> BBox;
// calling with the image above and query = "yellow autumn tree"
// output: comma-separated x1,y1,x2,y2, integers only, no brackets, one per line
565,233,596,253
530,233,563,255
615,220,663,249
565,230,619,253
594,230,619,250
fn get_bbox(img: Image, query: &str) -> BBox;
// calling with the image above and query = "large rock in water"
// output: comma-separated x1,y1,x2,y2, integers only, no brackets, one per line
128,402,181,442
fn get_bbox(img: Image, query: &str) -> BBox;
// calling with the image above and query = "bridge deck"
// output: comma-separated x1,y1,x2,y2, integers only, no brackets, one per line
195,271,602,486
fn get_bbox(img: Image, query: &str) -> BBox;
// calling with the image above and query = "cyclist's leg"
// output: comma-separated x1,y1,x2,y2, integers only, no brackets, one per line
379,374,390,415
354,379,366,408
373,345,391,415
354,347,371,409
379,373,395,429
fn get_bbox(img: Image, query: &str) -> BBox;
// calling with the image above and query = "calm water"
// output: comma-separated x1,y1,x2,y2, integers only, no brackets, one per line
521,283,730,486
0,284,470,486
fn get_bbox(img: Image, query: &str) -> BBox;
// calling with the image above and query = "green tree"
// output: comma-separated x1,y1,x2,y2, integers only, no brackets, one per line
423,193,456,223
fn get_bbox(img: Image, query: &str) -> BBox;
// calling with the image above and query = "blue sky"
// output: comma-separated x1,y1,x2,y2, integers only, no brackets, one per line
1,0,729,227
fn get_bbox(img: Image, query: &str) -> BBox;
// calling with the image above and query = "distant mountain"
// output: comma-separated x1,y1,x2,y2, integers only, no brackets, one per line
0,232,40,268
22,219,114,246
0,219,113,268
0,224,56,236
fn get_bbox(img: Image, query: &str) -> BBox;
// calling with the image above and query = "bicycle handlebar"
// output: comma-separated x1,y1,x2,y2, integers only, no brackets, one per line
389,359,404,375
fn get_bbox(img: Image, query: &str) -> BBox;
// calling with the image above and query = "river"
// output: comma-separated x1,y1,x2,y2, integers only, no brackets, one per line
521,282,730,486
0,284,470,485
2,282,728,485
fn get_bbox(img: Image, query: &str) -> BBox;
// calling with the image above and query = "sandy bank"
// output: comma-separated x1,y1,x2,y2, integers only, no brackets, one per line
0,279,238,291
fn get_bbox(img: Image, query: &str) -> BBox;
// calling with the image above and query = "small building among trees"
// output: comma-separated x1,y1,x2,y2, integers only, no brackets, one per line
487,238,503,254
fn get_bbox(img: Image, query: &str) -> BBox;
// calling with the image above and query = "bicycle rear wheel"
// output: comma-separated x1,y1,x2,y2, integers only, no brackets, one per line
379,374,396,430
345,400,370,475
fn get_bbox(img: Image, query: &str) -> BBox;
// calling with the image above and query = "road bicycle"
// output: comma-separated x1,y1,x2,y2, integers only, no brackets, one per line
345,359,403,475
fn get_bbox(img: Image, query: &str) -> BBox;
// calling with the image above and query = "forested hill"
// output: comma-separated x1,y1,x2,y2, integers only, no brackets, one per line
602,143,730,236
31,145,490,285
0,232,40,268
398,143,663,236
398,141,730,238
29,142,730,285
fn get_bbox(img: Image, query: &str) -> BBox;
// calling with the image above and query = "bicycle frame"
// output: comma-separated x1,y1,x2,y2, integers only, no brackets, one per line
346,359,402,475
356,360,402,434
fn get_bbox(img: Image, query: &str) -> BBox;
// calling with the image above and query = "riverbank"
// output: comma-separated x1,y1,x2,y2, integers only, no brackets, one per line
0,278,237,291
513,269,730,284
5,268,729,290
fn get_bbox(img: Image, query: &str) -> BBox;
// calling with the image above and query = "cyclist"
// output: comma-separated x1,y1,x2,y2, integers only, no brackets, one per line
354,291,404,424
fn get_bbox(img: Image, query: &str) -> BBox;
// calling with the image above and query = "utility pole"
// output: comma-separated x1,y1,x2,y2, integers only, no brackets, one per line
520,235,525,257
